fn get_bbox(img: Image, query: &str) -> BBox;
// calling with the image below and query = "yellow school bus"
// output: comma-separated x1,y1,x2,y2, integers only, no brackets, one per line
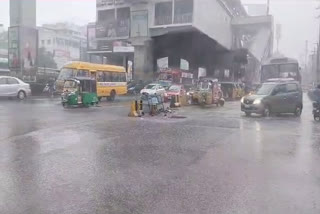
56,61,127,100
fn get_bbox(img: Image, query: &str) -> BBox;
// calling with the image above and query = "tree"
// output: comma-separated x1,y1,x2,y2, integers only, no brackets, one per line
38,47,57,69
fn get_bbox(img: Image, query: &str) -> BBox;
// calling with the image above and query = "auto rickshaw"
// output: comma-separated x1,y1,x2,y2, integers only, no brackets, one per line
61,77,99,108
191,78,225,106
220,82,245,100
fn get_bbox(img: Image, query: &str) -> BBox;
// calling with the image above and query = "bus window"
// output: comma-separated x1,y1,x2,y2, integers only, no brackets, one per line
261,65,278,81
77,70,89,77
119,73,126,82
58,68,75,80
105,71,113,82
279,64,298,78
97,71,105,82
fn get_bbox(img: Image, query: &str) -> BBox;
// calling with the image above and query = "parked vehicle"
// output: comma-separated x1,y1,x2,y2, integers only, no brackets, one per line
164,84,186,102
191,78,224,106
157,68,194,89
158,80,172,90
140,83,166,96
61,77,99,108
0,76,31,100
127,82,147,95
313,102,320,121
241,79,303,117
220,82,245,100
307,86,320,121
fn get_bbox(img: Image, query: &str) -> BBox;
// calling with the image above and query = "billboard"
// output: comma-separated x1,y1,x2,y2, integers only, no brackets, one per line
8,27,20,69
87,24,97,51
96,20,129,39
113,41,134,53
20,27,38,73
8,26,38,81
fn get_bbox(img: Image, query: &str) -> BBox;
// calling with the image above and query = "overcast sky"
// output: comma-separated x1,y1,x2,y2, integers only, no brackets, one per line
0,0,319,60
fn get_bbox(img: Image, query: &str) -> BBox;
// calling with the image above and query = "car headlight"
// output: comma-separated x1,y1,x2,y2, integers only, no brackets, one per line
241,97,245,103
253,99,262,105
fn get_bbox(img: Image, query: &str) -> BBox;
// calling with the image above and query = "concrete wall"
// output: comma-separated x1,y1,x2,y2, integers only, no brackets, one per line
193,0,232,49
10,0,36,27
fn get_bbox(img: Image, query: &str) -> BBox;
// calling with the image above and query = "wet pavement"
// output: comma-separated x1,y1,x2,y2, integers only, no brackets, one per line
0,96,320,214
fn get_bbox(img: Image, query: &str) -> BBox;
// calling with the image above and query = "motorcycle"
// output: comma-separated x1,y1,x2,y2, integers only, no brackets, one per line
313,102,320,121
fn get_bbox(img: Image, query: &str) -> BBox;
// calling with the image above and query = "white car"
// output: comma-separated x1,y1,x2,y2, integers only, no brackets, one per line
0,76,31,100
140,83,166,95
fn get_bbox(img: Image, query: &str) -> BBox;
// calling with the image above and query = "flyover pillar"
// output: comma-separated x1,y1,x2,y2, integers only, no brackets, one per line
131,38,154,81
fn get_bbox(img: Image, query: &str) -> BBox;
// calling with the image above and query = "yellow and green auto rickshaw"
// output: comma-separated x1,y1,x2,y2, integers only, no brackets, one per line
191,78,225,106
61,77,99,108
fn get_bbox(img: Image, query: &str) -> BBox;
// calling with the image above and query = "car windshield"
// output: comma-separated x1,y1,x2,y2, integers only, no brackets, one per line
158,81,170,87
146,84,157,89
256,84,275,95
168,85,181,92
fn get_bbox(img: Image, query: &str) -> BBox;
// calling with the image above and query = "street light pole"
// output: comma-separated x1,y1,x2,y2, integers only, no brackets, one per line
267,0,270,15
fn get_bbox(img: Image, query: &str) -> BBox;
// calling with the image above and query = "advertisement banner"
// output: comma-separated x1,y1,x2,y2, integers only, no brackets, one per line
97,0,126,7
19,26,38,79
113,41,134,53
8,27,20,69
87,24,97,51
96,20,129,39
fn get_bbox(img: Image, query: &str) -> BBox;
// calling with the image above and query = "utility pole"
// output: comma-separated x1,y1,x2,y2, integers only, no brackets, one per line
267,0,270,15
305,40,308,74
316,4,320,83
317,21,320,83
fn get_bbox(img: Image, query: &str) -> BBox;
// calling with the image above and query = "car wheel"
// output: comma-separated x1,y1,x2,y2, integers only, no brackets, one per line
263,105,271,117
245,112,251,117
314,115,320,121
294,105,302,117
17,91,26,100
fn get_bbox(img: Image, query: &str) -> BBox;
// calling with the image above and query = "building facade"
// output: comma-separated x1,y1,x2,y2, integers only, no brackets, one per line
89,0,273,82
38,23,87,69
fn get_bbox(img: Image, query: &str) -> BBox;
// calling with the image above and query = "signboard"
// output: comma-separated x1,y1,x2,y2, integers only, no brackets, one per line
8,26,38,81
87,24,97,51
113,41,134,53
20,27,38,73
96,20,129,39
97,0,126,7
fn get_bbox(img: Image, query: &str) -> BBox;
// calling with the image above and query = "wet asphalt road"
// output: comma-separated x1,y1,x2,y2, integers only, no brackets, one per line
0,96,320,214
